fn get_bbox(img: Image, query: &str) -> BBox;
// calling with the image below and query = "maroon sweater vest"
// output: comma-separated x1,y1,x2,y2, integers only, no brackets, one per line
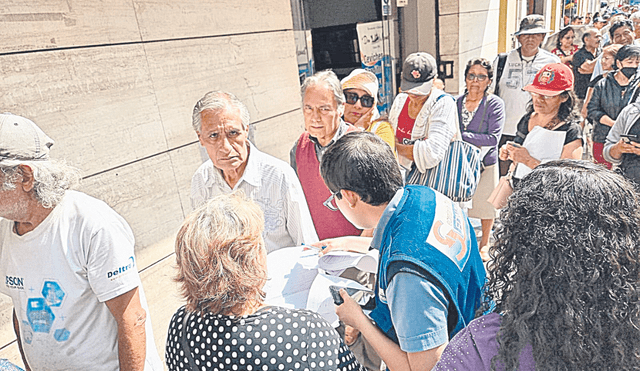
295,129,361,240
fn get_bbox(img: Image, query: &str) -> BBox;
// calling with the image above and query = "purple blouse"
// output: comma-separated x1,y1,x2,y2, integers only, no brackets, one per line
433,313,535,371
456,94,505,166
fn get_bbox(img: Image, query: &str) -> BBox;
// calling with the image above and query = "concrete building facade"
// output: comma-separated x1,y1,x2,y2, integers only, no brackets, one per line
0,0,304,366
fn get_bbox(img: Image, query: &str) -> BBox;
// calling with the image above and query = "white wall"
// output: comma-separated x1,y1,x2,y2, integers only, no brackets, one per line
455,0,502,93
0,0,304,366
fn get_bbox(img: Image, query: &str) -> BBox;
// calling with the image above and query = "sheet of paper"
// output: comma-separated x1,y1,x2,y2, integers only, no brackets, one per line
515,125,566,179
318,249,380,276
305,273,372,327
264,246,319,308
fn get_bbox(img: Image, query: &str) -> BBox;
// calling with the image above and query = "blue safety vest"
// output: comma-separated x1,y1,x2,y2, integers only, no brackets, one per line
369,185,486,344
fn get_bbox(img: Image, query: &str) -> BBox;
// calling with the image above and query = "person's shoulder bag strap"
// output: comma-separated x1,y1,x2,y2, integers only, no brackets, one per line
427,92,456,138
477,95,489,135
477,96,489,168
494,53,508,96
179,310,198,370
459,95,488,135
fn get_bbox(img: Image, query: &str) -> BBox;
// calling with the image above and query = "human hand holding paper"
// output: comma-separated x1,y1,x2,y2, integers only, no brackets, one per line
514,126,566,179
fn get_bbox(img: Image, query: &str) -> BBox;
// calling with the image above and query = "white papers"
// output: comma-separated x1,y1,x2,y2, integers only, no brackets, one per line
318,249,379,276
514,125,566,179
264,247,319,309
264,246,373,327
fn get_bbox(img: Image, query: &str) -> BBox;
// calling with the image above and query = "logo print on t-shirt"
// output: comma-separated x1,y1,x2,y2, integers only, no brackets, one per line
425,193,472,271
24,280,69,342
107,256,135,280
5,275,24,290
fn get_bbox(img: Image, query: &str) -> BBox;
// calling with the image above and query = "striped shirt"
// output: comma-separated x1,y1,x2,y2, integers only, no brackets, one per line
190,141,319,253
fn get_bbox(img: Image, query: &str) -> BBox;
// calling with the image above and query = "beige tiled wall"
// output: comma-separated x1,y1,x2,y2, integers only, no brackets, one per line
0,0,303,367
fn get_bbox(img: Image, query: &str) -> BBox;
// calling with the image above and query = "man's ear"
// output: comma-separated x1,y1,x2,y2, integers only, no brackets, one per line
340,189,360,208
17,165,35,192
196,131,205,146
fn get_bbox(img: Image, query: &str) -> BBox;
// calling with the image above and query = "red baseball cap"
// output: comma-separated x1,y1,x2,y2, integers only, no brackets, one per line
523,63,574,96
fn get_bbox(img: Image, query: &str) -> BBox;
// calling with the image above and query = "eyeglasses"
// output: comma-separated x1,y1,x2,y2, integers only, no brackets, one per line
466,73,489,82
323,191,341,211
344,92,375,108
529,92,554,100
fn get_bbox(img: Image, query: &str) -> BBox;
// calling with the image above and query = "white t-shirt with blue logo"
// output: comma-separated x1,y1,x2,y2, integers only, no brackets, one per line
0,191,162,370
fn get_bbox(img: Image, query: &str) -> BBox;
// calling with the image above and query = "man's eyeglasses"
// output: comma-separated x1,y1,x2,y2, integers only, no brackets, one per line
344,92,375,108
466,73,489,82
323,191,342,211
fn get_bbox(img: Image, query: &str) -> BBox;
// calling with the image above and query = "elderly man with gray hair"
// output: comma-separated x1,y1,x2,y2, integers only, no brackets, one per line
290,70,365,242
190,90,318,253
0,113,162,370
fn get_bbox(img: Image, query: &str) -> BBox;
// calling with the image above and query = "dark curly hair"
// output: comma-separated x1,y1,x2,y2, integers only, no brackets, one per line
482,160,640,370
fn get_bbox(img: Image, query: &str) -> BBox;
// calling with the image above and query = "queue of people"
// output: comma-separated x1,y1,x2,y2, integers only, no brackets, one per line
4,9,640,371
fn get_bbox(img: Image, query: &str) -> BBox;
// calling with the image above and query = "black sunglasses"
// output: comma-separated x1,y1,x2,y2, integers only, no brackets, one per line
344,91,375,108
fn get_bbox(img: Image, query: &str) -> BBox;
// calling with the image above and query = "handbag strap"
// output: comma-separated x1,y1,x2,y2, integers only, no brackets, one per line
477,96,489,134
424,92,454,136
459,95,488,134
179,310,198,370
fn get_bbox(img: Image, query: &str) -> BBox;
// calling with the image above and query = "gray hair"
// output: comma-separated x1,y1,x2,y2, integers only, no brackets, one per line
631,11,640,21
301,70,346,108
192,91,251,133
1,160,81,209
175,192,267,315
581,27,599,43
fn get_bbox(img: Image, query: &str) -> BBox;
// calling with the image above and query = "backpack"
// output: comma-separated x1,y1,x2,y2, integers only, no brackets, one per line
494,53,508,96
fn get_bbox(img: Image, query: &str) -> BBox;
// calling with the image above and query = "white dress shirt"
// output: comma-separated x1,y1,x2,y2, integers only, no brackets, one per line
190,141,319,253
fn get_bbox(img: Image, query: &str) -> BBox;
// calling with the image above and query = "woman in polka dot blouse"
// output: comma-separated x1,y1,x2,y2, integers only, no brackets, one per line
165,193,364,371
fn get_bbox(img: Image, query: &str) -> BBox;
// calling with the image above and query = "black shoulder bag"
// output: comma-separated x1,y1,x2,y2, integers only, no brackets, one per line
179,310,198,370
494,53,508,96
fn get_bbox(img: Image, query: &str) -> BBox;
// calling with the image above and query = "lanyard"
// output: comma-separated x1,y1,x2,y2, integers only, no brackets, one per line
517,48,540,88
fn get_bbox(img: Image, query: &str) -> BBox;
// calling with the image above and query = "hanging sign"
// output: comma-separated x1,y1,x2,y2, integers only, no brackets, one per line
356,21,393,114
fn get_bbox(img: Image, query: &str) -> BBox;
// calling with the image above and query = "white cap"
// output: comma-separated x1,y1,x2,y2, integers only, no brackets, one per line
0,113,54,164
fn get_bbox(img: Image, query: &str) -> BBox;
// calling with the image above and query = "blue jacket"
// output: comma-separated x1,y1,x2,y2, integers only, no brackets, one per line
369,185,486,344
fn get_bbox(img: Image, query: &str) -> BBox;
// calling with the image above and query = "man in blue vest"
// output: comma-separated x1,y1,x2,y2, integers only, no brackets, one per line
321,131,486,370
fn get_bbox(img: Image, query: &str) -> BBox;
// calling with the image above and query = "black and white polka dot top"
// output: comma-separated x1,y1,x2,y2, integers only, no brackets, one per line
166,305,364,371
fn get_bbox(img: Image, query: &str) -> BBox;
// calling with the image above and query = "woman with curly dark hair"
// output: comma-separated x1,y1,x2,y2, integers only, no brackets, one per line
434,159,640,370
